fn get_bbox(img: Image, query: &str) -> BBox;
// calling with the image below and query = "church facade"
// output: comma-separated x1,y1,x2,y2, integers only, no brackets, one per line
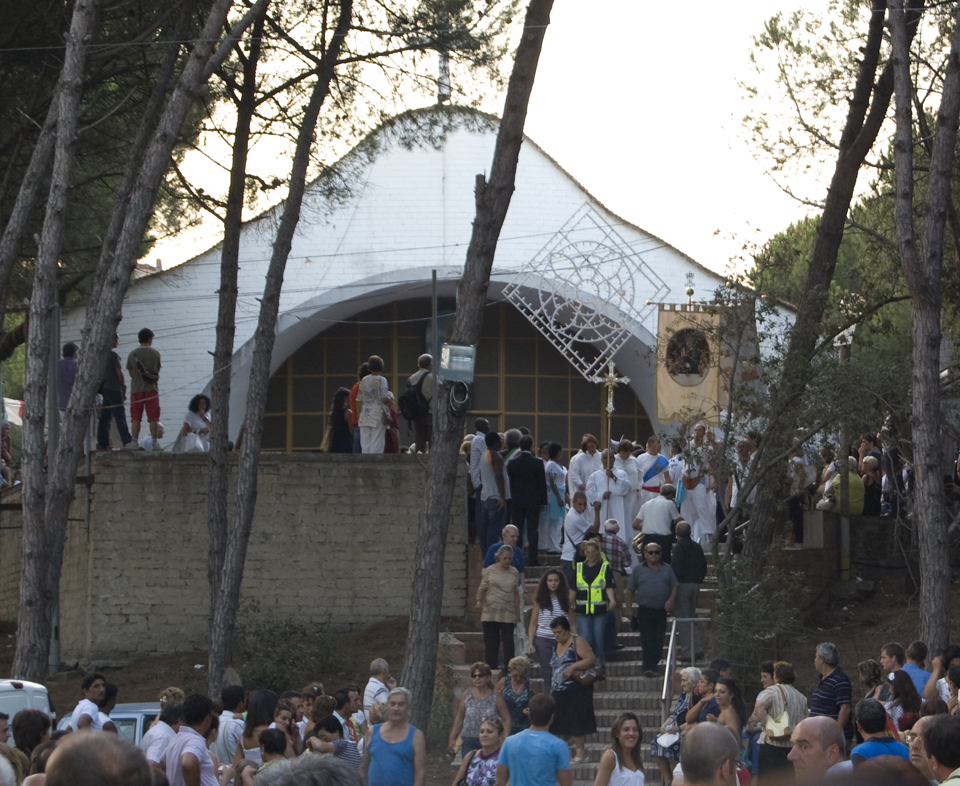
61,106,727,451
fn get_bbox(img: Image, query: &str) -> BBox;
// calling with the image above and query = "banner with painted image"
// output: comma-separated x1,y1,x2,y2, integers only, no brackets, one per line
656,304,722,425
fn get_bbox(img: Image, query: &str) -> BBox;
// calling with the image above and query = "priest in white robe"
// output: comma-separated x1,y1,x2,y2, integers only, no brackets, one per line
586,449,635,568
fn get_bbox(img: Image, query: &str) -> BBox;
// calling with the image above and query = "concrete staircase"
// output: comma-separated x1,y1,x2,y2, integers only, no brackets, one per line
446,547,716,785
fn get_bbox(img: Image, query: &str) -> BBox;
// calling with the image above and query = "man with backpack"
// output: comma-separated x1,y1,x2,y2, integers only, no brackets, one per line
401,354,434,452
127,328,162,450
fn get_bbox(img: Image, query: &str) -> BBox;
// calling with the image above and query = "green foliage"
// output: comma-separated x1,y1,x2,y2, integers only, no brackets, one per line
0,0,207,312
710,562,806,675
233,600,339,693
425,631,457,749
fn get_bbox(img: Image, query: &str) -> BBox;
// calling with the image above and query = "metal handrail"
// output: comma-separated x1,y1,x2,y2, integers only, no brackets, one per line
660,617,713,724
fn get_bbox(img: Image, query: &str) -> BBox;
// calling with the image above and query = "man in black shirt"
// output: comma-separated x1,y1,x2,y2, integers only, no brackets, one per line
671,520,707,660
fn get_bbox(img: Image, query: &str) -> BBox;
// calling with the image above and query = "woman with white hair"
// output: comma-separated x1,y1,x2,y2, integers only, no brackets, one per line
476,546,522,672
651,667,700,786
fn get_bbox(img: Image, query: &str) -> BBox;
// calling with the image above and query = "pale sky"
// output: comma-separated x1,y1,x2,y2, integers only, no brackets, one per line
155,0,837,276
523,0,833,275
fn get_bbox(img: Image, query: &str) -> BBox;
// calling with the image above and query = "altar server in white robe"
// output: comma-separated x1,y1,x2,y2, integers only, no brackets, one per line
586,449,635,567
613,438,642,524
568,433,603,494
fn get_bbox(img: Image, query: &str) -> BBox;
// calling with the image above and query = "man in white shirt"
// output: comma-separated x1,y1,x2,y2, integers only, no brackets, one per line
97,682,119,734
363,658,396,712
468,418,490,496
632,484,683,563
70,672,107,731
140,704,182,769
213,685,245,768
164,694,218,786
559,491,600,588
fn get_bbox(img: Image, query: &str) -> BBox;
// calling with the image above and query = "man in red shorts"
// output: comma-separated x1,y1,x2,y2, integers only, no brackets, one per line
127,328,162,450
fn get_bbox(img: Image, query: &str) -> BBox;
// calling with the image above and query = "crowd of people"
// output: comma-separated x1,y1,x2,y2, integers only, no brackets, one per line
439,638,960,786
0,659,424,785
5,636,957,786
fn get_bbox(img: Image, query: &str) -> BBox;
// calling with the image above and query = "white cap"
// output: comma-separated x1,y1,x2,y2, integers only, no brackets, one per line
604,519,620,532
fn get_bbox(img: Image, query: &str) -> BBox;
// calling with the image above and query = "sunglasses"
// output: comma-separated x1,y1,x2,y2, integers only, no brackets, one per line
646,549,662,555
471,673,486,679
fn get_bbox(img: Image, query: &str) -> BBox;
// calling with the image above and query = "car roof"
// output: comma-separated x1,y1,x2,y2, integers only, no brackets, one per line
113,703,161,712
0,679,48,692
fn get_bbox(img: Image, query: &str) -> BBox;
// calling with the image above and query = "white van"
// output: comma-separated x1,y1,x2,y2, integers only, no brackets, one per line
0,679,53,734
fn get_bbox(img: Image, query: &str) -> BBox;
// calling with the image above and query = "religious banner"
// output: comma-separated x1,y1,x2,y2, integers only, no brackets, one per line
656,304,722,426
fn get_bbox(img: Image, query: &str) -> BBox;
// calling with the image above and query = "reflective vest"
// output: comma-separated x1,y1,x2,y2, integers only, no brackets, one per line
575,560,609,615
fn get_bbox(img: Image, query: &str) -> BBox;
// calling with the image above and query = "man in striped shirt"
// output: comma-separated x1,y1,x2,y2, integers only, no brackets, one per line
809,642,854,743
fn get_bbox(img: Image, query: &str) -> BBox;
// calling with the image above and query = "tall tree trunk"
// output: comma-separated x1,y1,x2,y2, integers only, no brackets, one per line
207,0,352,696
400,0,555,729
14,0,102,682
888,0,960,654
207,2,268,624
0,107,57,336
741,0,924,575
12,0,270,681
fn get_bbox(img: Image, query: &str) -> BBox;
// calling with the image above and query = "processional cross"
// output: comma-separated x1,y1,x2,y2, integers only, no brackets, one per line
595,360,630,445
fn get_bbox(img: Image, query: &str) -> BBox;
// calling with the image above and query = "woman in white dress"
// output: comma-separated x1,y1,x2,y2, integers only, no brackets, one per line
593,712,645,786
176,393,212,453
356,355,391,454
538,442,567,552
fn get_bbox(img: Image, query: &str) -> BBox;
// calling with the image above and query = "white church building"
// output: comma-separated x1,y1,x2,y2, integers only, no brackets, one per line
61,106,728,451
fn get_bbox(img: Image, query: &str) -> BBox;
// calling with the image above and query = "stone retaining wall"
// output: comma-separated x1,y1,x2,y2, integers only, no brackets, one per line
0,453,467,662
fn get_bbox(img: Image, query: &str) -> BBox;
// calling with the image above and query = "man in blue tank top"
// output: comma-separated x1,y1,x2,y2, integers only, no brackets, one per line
496,693,571,786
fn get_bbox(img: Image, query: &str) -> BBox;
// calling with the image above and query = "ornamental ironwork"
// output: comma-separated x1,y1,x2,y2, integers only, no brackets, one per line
501,204,669,380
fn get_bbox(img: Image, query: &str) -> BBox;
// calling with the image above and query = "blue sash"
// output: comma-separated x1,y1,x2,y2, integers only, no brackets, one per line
642,455,669,484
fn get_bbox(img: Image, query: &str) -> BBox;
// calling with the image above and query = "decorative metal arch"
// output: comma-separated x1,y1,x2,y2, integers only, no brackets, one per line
501,204,670,381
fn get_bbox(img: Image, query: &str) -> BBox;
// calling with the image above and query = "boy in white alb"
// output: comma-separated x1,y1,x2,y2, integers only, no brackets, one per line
70,672,107,731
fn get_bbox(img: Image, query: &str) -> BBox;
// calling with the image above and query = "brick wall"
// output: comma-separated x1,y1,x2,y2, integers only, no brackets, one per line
0,453,467,662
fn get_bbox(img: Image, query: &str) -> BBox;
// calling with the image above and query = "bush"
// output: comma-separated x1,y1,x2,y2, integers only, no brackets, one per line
233,600,338,692
710,562,806,684
426,632,456,749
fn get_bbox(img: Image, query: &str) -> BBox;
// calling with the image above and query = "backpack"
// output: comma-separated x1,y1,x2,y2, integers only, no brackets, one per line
398,372,430,424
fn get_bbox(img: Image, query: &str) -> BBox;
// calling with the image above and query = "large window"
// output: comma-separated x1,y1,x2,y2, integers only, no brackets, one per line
261,299,652,455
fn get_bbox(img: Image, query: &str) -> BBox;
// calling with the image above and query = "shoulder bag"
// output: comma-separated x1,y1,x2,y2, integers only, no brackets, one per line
455,749,477,786
764,685,792,741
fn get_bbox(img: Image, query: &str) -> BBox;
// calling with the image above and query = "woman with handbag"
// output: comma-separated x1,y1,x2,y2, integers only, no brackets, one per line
450,718,503,786
750,661,808,779
549,615,597,763
447,663,511,757
526,569,576,693
651,667,700,786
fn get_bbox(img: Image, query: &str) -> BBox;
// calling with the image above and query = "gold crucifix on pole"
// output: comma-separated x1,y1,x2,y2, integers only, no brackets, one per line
595,360,630,446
